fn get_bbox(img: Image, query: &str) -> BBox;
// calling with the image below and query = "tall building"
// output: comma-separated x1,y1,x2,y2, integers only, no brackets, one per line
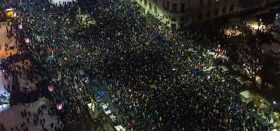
135,0,280,29
262,42,280,87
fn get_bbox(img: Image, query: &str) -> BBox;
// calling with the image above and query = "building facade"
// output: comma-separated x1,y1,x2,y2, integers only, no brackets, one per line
262,43,280,87
135,0,280,29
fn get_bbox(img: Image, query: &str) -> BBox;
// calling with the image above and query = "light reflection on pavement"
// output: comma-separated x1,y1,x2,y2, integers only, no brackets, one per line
0,22,15,113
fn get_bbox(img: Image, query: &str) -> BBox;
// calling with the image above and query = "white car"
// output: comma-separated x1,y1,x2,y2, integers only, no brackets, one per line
100,103,109,110
109,114,117,122
104,108,112,115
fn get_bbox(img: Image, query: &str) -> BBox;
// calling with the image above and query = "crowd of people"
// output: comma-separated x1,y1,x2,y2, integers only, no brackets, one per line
0,0,277,130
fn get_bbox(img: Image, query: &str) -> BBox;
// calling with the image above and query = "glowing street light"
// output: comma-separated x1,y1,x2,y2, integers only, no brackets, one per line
56,103,63,110
48,85,54,92
24,38,30,44
18,24,22,29
13,12,17,17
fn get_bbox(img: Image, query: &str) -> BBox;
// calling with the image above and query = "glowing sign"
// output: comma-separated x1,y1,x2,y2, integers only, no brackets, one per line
5,8,15,19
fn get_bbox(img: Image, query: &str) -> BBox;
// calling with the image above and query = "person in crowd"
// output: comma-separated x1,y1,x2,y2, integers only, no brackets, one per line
0,0,276,130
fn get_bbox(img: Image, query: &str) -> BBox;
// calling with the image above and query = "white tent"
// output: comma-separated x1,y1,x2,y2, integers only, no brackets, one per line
87,102,95,112
50,0,76,4
240,90,253,104
114,125,126,131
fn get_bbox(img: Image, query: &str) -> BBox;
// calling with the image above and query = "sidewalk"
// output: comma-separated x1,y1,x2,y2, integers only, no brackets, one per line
0,98,62,131
0,22,62,131
0,22,18,59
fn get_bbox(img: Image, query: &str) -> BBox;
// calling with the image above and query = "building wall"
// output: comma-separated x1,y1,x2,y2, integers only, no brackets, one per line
135,0,279,29
263,51,280,87
189,0,238,22
135,0,189,29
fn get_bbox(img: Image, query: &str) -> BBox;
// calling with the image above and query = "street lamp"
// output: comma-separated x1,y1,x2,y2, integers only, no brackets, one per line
273,101,277,105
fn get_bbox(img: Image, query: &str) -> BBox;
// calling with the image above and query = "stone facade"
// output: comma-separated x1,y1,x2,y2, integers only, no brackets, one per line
135,0,280,29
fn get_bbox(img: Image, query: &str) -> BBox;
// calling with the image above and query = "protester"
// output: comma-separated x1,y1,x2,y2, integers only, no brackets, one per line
0,0,276,130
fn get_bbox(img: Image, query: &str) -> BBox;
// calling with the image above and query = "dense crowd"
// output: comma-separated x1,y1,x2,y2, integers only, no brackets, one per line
0,0,276,130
